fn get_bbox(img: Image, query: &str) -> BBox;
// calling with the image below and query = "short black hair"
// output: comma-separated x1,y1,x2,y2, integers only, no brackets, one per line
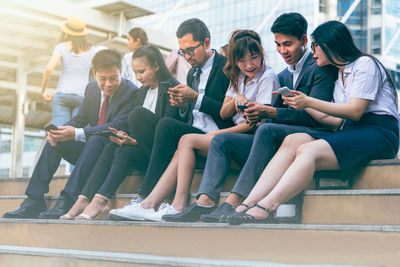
271,13,308,40
128,27,148,46
176,18,210,42
92,49,121,72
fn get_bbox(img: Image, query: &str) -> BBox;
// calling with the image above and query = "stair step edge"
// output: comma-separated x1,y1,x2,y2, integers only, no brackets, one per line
1,219,400,232
0,244,316,267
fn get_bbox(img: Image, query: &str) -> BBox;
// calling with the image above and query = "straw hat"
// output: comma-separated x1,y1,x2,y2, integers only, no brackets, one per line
60,17,88,37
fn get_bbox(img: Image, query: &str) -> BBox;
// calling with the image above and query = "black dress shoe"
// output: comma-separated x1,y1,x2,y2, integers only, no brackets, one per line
162,203,216,222
200,202,235,223
38,195,73,219
3,197,47,219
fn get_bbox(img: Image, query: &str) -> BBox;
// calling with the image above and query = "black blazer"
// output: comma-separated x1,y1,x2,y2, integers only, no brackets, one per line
273,53,338,127
185,51,234,129
132,78,180,120
66,78,138,137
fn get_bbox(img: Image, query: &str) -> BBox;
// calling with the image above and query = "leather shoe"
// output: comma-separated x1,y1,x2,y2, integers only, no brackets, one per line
39,195,73,219
162,203,216,222
3,197,47,219
200,202,235,223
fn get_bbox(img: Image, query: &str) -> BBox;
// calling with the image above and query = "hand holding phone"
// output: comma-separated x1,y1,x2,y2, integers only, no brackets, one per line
278,86,294,97
237,104,248,113
160,81,173,89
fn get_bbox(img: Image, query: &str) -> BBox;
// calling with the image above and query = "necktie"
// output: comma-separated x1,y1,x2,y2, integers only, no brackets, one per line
191,68,202,92
97,95,109,126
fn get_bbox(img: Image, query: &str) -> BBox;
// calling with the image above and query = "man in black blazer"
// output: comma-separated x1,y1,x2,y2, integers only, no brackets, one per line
108,18,232,220
3,50,138,219
167,13,338,222
140,18,232,197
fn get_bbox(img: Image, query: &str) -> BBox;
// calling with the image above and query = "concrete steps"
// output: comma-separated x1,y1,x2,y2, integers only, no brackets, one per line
0,159,399,265
0,220,399,266
1,189,400,225
0,245,306,267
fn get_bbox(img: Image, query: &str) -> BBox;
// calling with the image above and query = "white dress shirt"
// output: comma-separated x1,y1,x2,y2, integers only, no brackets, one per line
74,91,112,142
287,48,310,88
191,51,220,132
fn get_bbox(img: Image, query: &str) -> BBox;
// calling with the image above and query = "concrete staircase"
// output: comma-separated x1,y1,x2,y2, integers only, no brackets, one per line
0,159,399,266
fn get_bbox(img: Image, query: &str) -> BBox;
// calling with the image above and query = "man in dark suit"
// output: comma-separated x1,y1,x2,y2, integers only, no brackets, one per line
164,13,338,222
108,18,232,220
3,49,138,219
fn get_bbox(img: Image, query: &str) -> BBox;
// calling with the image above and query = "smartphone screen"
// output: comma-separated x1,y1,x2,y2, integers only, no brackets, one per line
44,124,58,131
278,87,294,97
237,104,247,112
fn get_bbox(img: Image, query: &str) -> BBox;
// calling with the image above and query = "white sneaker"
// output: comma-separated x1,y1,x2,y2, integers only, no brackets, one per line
109,200,154,221
143,203,179,222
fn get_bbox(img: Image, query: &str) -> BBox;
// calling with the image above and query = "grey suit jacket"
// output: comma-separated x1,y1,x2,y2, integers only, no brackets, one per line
273,53,338,127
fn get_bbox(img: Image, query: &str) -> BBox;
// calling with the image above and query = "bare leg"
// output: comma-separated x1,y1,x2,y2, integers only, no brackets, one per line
171,134,215,211
247,138,340,219
77,194,108,219
236,133,315,213
64,195,90,218
140,152,179,210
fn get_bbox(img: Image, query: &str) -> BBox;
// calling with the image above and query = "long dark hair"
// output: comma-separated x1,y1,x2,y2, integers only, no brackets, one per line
223,29,264,92
132,45,174,84
311,21,396,94
58,32,91,54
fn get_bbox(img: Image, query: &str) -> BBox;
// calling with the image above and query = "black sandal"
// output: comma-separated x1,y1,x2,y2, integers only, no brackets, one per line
219,203,250,223
227,203,276,225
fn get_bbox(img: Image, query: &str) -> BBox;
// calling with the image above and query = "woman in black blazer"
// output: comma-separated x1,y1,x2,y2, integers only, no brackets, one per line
60,46,179,220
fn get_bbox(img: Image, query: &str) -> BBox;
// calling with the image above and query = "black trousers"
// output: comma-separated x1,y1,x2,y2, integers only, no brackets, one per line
79,107,159,199
137,117,204,196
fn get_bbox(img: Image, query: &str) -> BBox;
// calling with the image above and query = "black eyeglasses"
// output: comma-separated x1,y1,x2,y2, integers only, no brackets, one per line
177,42,203,57
311,42,319,52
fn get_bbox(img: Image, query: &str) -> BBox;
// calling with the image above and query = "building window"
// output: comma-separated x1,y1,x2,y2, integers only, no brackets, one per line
319,0,327,12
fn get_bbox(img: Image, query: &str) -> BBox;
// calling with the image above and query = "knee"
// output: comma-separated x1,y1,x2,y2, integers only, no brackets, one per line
281,133,311,150
155,117,176,134
177,134,196,150
128,106,147,130
296,142,316,158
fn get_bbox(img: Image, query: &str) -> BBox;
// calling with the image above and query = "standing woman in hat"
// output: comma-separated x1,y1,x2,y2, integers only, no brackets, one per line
41,17,101,127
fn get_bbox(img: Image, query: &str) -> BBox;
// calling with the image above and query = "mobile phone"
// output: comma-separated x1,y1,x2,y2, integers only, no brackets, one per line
160,81,174,89
98,130,118,138
90,130,118,138
237,104,248,112
44,124,58,132
278,86,294,97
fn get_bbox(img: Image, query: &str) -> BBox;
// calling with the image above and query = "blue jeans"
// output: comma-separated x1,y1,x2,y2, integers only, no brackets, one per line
197,123,319,201
52,93,84,126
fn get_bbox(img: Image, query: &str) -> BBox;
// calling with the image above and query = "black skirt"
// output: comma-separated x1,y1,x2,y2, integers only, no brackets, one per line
309,113,399,169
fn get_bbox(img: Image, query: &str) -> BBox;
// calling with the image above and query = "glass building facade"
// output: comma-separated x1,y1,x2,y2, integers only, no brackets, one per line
132,0,318,73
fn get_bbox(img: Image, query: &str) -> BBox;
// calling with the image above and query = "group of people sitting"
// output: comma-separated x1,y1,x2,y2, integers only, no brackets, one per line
3,12,399,225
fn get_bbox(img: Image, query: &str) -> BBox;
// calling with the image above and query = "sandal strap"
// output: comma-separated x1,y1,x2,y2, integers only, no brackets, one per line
254,203,276,219
254,203,268,211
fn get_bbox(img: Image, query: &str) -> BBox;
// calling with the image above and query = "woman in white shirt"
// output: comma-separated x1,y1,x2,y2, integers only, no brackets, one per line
227,21,399,224
112,30,280,222
41,17,99,126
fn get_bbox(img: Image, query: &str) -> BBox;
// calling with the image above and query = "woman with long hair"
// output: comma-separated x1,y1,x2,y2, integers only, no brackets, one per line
227,21,399,224
42,17,100,126
60,46,179,220
109,29,280,222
